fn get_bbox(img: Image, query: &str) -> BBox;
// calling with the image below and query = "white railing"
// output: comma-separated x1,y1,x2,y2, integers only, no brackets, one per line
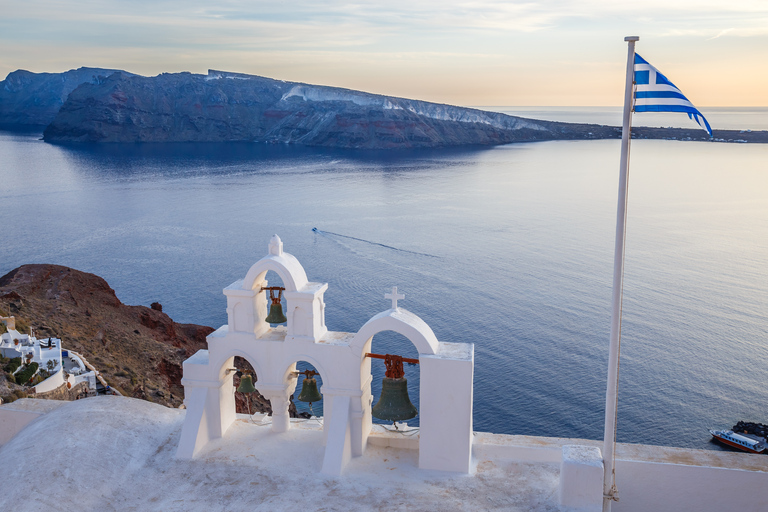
66,350,122,396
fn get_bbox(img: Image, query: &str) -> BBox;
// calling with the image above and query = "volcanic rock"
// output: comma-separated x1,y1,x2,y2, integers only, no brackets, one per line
0,264,212,407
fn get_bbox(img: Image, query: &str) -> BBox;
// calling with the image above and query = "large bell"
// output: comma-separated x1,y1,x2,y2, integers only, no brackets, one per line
237,374,257,394
264,287,287,324
265,303,287,324
371,377,417,422
297,377,322,403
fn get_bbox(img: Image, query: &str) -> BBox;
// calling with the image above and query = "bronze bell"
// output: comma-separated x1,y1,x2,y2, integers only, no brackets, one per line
297,375,322,404
371,354,417,422
372,377,418,422
237,374,257,394
265,303,287,324
264,287,287,324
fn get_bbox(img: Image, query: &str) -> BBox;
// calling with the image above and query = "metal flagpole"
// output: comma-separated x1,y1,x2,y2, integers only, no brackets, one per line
602,35,638,512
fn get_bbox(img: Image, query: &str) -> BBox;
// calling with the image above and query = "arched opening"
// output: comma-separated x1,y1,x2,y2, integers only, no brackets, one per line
259,270,288,328
288,360,325,419
232,356,269,416
230,355,305,419
366,330,421,428
243,249,306,294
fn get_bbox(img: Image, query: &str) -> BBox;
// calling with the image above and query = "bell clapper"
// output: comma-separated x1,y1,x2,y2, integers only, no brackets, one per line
381,422,420,435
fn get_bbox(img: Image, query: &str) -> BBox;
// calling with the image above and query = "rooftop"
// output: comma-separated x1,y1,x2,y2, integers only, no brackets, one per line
1,397,766,511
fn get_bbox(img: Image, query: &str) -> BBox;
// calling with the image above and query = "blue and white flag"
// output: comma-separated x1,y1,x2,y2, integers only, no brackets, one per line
633,54,712,137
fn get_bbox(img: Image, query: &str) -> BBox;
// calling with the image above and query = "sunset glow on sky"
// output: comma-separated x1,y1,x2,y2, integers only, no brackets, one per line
1,1,766,106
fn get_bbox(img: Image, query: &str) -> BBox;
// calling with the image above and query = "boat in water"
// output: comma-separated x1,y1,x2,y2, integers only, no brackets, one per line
709,429,767,454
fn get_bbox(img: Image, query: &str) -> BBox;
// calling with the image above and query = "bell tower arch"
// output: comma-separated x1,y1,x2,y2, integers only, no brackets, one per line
224,235,327,341
349,289,474,474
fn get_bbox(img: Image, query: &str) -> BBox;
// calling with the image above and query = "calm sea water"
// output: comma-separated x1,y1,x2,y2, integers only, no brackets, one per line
1,107,766,451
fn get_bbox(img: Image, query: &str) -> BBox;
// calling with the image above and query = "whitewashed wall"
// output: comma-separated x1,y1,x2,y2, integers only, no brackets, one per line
33,367,65,394
614,459,768,512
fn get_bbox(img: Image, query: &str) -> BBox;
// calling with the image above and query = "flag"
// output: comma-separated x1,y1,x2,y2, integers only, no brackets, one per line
633,53,712,137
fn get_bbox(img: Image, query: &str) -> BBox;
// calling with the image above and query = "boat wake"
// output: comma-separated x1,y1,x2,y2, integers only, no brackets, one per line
311,228,439,258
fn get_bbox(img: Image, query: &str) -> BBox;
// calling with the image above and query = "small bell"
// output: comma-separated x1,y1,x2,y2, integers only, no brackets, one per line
264,287,287,324
371,354,417,423
297,375,322,403
237,374,257,394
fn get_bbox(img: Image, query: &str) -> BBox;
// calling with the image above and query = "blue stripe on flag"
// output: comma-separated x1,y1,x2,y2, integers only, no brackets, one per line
634,54,649,65
634,104,700,114
635,91,689,100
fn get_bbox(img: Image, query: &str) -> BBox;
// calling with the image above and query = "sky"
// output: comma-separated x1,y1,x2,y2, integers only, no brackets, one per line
1,1,766,106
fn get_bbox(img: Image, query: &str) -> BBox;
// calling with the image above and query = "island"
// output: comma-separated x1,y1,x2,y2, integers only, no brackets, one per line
1,68,766,148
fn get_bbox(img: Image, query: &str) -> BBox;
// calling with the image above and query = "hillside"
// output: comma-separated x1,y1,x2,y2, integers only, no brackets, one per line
0,264,211,407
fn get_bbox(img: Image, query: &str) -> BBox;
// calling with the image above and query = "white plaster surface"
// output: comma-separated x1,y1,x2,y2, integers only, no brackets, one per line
0,397,557,511
559,445,603,511
0,398,68,444
317,331,356,345
562,445,602,466
2,397,768,512
33,367,65,393
436,341,473,359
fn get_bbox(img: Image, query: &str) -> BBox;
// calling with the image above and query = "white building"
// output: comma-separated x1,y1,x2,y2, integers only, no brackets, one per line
1,317,96,395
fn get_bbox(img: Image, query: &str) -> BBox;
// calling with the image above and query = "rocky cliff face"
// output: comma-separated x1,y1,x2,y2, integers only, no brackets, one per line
0,264,212,407
0,67,128,127
42,69,620,148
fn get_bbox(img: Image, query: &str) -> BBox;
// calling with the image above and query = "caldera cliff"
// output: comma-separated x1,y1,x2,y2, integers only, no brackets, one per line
4,68,765,147
0,67,130,128
41,70,620,148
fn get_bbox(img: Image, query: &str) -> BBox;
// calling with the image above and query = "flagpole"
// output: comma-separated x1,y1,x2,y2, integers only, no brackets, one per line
602,35,638,512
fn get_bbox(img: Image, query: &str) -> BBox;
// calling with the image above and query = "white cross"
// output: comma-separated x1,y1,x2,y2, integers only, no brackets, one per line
385,286,405,310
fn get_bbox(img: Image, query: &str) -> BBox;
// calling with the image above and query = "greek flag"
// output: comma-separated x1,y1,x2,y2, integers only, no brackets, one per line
634,54,712,137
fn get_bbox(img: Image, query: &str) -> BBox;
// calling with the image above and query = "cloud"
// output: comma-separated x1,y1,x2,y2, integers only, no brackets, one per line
4,1,768,48
708,28,735,40
1,0,767,105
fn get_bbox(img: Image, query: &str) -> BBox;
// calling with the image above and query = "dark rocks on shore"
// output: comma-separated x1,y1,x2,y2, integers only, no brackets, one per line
733,421,768,439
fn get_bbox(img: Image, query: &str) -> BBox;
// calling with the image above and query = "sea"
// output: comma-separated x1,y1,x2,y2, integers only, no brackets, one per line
1,107,766,451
